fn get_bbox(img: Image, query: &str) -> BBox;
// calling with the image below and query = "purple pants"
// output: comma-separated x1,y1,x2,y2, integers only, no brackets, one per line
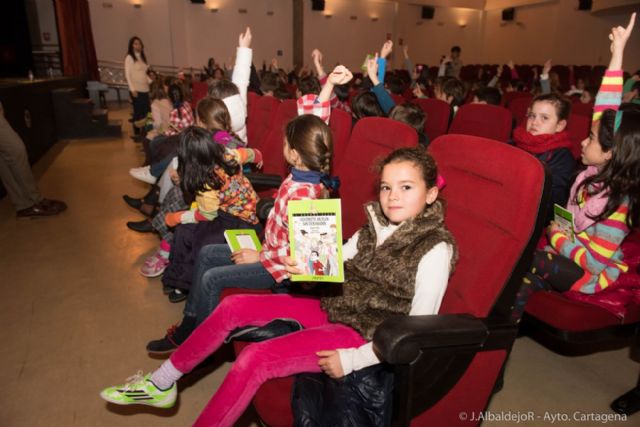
169,294,367,427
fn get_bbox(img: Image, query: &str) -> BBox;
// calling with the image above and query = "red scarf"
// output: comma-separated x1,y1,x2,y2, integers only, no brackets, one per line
513,127,573,154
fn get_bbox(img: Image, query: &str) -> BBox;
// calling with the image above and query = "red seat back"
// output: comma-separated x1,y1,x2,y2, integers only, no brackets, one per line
247,95,280,149
430,134,546,318
328,108,352,171
259,100,298,176
413,98,451,142
507,95,533,126
502,91,532,107
336,117,418,238
449,104,513,143
566,112,590,159
571,101,593,117
190,81,209,110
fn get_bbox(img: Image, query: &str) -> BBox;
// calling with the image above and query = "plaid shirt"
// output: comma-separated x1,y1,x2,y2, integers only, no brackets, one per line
259,174,324,282
297,94,331,124
166,103,195,135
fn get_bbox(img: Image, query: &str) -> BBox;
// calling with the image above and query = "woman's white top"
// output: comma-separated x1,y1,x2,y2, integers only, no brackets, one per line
124,52,149,93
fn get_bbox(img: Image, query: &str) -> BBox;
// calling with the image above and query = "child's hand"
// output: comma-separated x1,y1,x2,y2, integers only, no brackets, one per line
366,54,379,84
311,49,323,64
271,58,279,70
317,350,345,379
402,44,409,59
283,256,303,277
507,60,515,69
231,248,260,264
328,65,353,86
412,85,425,98
239,27,252,48
542,59,552,76
610,12,635,54
547,221,563,237
165,212,183,228
380,40,393,59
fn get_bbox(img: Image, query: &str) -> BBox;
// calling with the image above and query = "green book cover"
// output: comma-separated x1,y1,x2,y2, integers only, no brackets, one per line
224,229,262,252
553,204,575,242
287,199,344,283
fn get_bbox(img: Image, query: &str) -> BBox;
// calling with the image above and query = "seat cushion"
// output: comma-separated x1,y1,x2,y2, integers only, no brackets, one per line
525,291,634,331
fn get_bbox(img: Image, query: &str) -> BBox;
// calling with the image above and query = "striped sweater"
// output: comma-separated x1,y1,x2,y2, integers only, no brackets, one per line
547,69,629,294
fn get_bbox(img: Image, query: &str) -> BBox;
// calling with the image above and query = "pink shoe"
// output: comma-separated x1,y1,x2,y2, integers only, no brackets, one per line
140,252,169,278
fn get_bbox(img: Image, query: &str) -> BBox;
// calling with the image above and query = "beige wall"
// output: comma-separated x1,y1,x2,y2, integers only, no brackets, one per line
304,0,396,70
88,0,640,73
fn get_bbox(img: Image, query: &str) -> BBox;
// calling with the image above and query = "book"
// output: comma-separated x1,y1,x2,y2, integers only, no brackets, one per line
224,229,262,252
287,199,344,283
553,204,575,242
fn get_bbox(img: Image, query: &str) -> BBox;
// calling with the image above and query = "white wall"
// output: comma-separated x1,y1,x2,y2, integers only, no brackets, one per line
88,0,640,73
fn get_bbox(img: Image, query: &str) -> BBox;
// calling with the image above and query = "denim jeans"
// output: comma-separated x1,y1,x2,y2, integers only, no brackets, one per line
183,244,276,324
149,153,173,178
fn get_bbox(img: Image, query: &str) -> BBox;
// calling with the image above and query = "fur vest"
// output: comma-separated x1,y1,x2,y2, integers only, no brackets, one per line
321,200,458,340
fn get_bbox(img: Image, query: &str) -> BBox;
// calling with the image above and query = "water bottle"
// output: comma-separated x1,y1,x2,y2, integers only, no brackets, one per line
27,70,34,81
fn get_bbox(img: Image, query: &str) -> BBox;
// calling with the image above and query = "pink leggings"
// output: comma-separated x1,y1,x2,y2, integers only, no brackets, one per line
169,294,367,427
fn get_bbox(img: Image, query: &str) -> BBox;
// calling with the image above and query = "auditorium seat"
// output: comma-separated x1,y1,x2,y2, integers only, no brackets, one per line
566,112,590,159
507,95,533,126
413,98,451,142
247,95,280,149
190,81,208,110
449,104,513,143
328,107,352,171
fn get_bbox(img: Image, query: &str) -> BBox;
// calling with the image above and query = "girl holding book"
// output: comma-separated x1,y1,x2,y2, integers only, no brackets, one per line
100,145,458,427
514,14,639,315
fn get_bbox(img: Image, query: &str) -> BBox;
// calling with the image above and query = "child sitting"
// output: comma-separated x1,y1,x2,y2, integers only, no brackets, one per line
100,146,458,427
159,127,262,302
513,92,575,222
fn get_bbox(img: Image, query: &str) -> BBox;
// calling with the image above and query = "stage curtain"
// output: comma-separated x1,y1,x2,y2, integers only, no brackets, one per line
54,0,99,80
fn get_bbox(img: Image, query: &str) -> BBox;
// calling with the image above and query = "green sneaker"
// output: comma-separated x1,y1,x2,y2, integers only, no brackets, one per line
100,371,177,408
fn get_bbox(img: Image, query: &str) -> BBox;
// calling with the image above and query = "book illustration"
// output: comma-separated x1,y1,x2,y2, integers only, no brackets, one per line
224,229,262,252
553,204,575,242
288,199,343,283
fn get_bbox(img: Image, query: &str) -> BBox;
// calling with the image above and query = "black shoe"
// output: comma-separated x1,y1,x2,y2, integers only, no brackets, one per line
126,219,153,233
146,317,196,355
162,284,174,295
123,194,143,210
168,289,187,303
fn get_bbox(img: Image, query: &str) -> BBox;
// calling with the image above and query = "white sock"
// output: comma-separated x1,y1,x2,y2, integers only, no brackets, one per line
150,359,182,390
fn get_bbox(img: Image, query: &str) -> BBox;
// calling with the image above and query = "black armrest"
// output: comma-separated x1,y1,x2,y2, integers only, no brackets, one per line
373,314,488,364
245,173,283,190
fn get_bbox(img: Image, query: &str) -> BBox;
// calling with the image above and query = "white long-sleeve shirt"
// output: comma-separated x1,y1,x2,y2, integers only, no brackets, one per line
124,53,149,93
222,46,252,143
336,227,454,376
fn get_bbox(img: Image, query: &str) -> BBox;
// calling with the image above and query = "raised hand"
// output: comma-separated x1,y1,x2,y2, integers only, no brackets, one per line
328,65,353,86
608,12,635,70
542,59,552,76
366,53,379,84
311,48,323,64
239,27,252,48
380,40,393,59
507,60,515,69
402,44,409,59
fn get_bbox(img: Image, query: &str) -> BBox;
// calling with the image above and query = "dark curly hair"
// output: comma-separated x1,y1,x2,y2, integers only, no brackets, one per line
377,146,438,188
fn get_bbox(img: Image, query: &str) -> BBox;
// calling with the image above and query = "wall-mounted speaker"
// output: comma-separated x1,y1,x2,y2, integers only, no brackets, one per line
421,6,434,20
502,8,515,21
311,0,325,11
190,0,206,4
578,0,592,11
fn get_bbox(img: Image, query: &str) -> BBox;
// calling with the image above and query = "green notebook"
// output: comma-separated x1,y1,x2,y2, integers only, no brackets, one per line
553,204,575,242
287,199,344,283
224,229,262,252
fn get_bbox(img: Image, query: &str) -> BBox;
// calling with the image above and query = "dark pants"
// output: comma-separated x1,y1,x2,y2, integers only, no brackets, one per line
131,91,150,134
512,250,585,321
162,212,262,291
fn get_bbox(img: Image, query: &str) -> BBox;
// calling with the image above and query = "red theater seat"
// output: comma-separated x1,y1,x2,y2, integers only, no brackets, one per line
247,95,280,149
508,95,533,126
190,81,209,110
328,107,352,171
413,98,451,142
449,104,513,143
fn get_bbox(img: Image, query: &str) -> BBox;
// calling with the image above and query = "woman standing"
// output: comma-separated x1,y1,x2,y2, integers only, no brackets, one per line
125,36,151,140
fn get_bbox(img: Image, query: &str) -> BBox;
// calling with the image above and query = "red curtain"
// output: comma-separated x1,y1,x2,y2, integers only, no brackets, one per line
54,0,99,80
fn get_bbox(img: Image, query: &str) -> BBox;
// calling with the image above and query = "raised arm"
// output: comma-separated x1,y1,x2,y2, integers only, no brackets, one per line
593,12,635,121
232,27,253,105
367,54,395,114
